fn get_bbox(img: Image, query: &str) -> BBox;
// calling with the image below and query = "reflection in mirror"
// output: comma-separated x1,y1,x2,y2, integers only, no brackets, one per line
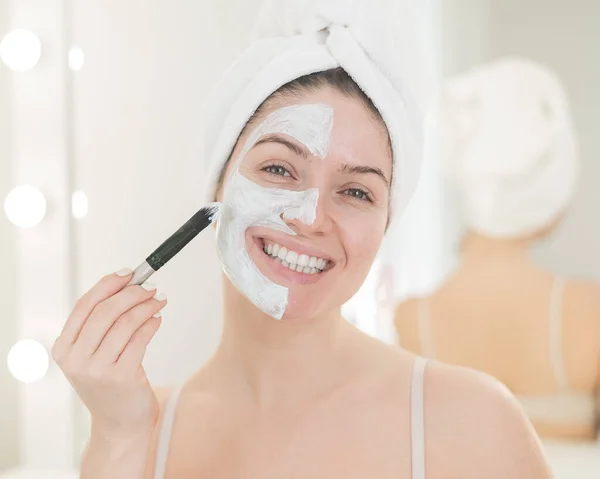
392,2,600,478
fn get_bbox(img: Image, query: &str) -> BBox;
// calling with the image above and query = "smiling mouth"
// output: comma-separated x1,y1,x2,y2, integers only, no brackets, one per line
260,239,331,275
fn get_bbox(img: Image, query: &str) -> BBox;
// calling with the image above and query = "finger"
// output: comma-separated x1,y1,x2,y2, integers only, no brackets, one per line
92,295,167,364
56,268,133,348
115,315,162,371
71,282,159,357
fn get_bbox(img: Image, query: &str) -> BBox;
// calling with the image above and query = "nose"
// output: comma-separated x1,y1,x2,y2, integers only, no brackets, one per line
283,191,333,237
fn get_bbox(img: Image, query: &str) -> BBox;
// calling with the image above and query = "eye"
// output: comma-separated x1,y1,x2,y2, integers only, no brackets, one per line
262,164,292,177
343,188,372,202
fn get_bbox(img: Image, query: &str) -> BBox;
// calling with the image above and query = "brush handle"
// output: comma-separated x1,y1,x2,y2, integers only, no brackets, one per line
127,260,156,286
124,203,219,287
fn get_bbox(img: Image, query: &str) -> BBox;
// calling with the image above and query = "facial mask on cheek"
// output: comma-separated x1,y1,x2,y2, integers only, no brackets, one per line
216,104,334,319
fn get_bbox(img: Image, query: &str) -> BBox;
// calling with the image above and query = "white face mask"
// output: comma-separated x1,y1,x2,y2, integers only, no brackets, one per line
216,104,334,319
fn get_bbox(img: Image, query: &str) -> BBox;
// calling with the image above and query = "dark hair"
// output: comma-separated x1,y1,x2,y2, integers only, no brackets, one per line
214,67,392,197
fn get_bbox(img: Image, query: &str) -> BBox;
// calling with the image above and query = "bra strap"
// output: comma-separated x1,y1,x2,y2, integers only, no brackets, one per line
153,385,184,479
411,357,428,479
549,278,568,390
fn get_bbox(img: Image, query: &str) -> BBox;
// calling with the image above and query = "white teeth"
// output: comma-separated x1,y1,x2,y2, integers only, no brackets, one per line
262,241,330,275
285,250,298,264
298,254,309,267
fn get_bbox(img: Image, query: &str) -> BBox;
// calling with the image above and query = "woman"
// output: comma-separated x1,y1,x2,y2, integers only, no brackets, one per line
52,4,550,479
395,58,600,445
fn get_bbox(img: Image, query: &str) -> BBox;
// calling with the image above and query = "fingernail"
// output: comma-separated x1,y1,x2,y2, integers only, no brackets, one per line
115,268,133,277
141,282,157,291
154,292,167,301
153,311,162,318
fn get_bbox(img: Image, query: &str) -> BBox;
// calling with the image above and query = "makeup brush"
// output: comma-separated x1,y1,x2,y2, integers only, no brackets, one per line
127,202,220,286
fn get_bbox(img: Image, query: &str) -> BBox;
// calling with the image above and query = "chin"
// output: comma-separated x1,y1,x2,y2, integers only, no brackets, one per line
277,289,334,321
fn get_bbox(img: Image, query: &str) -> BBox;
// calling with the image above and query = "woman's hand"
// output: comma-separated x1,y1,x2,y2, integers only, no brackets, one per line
52,268,167,440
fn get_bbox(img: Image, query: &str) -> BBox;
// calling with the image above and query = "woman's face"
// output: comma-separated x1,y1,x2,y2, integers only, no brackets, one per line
217,87,392,320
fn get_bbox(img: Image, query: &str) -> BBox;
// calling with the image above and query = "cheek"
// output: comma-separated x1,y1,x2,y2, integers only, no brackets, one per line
342,213,386,270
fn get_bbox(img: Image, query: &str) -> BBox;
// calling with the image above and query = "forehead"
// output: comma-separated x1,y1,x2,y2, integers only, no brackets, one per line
245,88,392,172
239,103,334,162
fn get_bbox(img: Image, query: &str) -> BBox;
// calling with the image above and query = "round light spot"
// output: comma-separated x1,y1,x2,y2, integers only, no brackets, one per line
71,190,89,219
7,339,49,383
4,185,47,228
0,29,42,72
68,46,84,71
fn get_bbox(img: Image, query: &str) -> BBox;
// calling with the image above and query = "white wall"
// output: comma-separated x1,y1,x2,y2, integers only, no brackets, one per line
441,0,492,75
487,0,600,279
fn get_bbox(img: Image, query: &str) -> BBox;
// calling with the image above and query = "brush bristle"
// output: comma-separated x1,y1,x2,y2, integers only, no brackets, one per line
191,202,220,232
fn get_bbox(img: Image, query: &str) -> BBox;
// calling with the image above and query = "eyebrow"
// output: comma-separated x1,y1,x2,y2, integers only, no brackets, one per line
339,163,390,187
254,133,390,187
254,134,310,159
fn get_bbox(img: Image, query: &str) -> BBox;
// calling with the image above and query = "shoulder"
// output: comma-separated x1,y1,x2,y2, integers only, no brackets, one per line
423,360,552,478
393,297,422,351
566,278,600,310
394,296,421,320
564,278,600,340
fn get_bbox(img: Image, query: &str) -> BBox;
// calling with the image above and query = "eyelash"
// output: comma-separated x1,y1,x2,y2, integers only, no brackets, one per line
343,188,372,203
261,163,373,203
262,163,292,178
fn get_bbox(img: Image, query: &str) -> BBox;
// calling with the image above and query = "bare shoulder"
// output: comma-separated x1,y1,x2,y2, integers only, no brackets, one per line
424,361,552,479
565,278,600,342
393,297,421,352
567,278,600,310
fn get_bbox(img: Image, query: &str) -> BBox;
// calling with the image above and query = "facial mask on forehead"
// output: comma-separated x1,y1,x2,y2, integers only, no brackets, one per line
216,104,334,319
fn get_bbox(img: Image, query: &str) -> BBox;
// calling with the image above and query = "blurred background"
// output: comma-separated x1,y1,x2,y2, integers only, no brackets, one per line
0,0,597,477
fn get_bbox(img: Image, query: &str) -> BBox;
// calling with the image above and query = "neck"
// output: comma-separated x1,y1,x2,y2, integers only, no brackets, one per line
211,276,354,410
461,232,532,265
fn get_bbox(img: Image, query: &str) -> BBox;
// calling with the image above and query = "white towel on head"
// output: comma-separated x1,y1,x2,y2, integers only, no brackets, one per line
435,57,579,238
202,0,424,222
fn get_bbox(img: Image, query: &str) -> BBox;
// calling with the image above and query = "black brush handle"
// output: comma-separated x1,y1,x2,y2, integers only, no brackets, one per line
146,206,217,270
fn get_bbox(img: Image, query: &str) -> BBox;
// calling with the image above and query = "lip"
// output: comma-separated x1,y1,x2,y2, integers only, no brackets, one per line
247,234,336,286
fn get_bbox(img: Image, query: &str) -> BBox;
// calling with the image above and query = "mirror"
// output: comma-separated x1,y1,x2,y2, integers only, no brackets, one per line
0,0,598,477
